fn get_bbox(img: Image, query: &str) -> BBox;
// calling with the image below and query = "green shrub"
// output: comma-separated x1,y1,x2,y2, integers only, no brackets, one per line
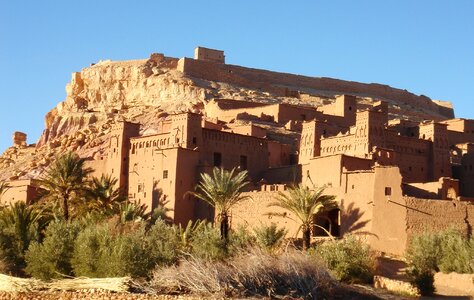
71,224,110,277
72,219,179,278
253,223,287,252
25,220,81,280
229,224,255,252
405,228,474,295
409,268,435,296
406,232,441,275
313,235,374,283
437,228,474,273
189,223,227,261
0,202,48,275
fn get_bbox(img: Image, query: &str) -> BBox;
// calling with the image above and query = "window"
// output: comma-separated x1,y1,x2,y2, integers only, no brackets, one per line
138,183,144,193
163,170,168,179
213,152,222,167
385,187,392,196
192,137,197,145
240,155,248,170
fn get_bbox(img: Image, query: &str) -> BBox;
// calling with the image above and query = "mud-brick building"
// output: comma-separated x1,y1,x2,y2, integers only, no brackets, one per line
5,47,474,256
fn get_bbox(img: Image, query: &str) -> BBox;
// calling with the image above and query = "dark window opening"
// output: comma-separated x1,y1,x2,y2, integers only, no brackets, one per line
240,155,248,170
348,106,352,111
409,166,412,171
163,170,168,179
385,187,392,196
213,152,222,167
192,137,197,145
313,209,340,237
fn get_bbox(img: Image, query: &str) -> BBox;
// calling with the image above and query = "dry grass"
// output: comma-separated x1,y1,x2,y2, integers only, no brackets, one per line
151,248,337,299
0,274,134,293
48,277,133,292
0,274,45,292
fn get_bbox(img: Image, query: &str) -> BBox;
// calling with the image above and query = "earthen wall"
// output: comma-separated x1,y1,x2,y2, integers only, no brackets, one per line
177,58,453,119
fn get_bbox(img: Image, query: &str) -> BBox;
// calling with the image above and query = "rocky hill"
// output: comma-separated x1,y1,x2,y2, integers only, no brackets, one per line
0,50,455,181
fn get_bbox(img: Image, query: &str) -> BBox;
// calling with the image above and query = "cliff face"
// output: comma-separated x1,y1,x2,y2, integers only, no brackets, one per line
0,52,455,181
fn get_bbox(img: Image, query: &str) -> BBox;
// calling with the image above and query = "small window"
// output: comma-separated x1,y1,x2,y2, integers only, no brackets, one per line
163,170,168,179
240,155,248,170
213,152,222,167
192,137,197,145
408,166,412,171
138,183,144,193
385,187,392,196
348,106,352,111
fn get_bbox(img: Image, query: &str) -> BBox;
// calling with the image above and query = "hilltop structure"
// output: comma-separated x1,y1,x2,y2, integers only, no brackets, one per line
1,47,474,255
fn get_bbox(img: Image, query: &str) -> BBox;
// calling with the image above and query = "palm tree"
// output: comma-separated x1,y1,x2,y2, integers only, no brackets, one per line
0,202,50,274
39,152,92,221
0,202,48,251
86,174,124,214
267,184,337,250
192,167,250,242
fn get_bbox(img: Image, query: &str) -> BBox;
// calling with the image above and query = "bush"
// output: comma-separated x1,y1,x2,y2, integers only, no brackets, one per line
253,223,287,252
0,202,48,276
71,224,110,277
152,249,336,299
25,220,81,280
72,219,179,278
405,228,474,295
313,235,375,283
406,232,441,275
228,224,255,252
437,228,474,273
189,223,227,261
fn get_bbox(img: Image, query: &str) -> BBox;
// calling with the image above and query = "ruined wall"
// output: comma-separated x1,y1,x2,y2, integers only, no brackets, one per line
405,197,473,244
194,47,225,63
178,58,453,119
205,100,321,125
225,123,267,138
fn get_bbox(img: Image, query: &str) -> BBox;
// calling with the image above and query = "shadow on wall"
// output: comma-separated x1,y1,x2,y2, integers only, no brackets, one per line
340,201,378,239
151,181,173,224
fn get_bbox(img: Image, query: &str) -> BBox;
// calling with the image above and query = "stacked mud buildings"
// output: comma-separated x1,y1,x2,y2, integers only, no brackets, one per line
4,47,474,255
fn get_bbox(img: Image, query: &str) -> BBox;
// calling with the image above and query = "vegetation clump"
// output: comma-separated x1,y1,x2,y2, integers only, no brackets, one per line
151,249,336,299
405,228,474,295
312,235,375,284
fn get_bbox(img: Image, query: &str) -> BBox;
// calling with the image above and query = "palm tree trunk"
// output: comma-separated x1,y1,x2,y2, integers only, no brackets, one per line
63,194,69,221
219,213,229,242
303,227,311,250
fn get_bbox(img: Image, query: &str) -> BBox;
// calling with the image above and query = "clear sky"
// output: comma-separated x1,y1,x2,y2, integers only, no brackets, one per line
1,1,473,153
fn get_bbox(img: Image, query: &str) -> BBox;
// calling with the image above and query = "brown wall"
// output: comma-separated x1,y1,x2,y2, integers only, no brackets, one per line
1,180,40,205
177,57,453,119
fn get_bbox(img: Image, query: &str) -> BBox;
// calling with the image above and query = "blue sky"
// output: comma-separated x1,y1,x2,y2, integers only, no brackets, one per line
1,1,473,153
